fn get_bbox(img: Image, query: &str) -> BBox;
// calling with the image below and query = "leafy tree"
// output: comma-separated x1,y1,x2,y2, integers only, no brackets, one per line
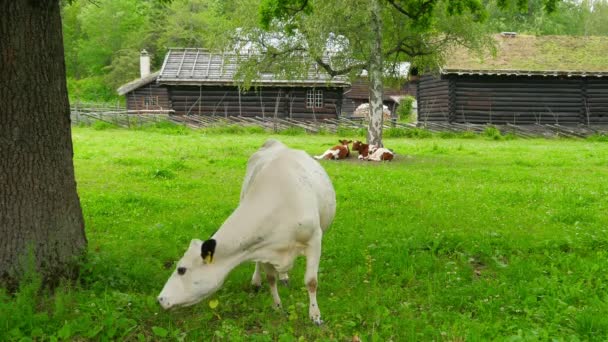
213,0,491,146
251,0,563,145
62,0,160,102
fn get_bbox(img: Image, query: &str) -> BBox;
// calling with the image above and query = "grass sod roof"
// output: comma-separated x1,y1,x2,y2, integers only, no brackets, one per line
443,34,608,76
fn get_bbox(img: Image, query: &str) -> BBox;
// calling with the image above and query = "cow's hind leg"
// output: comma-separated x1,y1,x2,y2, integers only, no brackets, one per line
262,263,282,309
279,272,289,287
251,262,263,292
305,230,323,325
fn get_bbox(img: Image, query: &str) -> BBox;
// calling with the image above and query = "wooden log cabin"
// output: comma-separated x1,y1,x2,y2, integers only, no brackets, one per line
418,34,608,125
117,49,350,119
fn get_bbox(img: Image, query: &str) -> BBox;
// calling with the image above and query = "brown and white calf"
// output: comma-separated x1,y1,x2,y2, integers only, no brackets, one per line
352,140,370,159
314,139,352,160
352,140,394,161
367,145,395,161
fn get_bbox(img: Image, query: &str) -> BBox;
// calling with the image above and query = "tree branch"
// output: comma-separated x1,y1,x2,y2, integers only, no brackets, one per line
314,58,367,77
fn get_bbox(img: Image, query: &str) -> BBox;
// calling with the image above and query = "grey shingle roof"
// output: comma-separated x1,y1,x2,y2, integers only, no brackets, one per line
157,48,350,87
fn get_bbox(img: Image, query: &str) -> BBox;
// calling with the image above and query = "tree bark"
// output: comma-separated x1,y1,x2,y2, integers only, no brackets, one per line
0,0,87,289
367,0,384,147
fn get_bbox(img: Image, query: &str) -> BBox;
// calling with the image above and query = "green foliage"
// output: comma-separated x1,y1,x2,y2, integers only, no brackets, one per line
67,77,118,102
3,129,608,340
587,134,608,142
336,126,367,138
483,125,503,140
486,0,608,35
201,125,268,135
396,96,415,121
279,126,307,135
92,121,117,130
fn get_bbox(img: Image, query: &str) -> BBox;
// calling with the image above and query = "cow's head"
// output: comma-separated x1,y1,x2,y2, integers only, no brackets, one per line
352,140,370,157
157,239,222,309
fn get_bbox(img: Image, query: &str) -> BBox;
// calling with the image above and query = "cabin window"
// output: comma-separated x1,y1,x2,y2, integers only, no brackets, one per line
306,90,323,109
143,96,158,107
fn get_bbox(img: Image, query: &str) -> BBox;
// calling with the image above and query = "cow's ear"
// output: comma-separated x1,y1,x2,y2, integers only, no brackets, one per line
201,239,216,264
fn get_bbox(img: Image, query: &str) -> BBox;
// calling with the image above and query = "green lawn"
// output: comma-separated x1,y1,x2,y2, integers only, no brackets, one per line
2,125,608,341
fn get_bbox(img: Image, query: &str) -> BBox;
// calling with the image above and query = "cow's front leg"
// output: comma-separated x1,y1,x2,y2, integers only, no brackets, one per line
305,231,323,325
262,263,282,309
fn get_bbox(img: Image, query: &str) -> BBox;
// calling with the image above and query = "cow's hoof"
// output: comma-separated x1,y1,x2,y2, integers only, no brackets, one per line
311,316,323,326
251,284,262,293
280,279,289,287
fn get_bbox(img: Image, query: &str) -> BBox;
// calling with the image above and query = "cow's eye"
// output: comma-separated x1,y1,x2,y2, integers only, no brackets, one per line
177,267,187,275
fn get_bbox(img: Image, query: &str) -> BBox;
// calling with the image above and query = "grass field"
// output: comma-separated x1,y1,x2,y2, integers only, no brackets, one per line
2,124,608,341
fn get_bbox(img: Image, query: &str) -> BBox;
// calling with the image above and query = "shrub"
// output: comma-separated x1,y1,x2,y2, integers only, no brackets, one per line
92,121,116,130
279,126,307,136
483,126,503,140
396,96,416,122
384,127,409,138
456,131,478,139
142,121,191,135
587,134,608,142
336,126,367,138
405,128,433,139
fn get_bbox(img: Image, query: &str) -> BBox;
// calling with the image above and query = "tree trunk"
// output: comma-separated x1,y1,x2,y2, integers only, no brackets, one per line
0,0,87,290
367,0,384,147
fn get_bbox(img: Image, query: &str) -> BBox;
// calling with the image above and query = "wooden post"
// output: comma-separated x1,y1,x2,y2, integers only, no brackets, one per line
581,79,588,125
273,89,282,133
448,76,455,123
238,86,242,117
259,89,265,118
289,90,295,119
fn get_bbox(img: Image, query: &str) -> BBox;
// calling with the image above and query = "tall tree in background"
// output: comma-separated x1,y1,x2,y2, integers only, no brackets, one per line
0,0,86,289
253,0,490,146
256,0,562,146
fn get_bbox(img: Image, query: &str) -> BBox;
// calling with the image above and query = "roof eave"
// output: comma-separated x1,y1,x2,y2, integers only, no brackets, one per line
441,68,608,78
157,79,351,87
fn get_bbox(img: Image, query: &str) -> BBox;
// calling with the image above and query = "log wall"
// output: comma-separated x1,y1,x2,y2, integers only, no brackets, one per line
418,74,608,125
126,83,171,111
167,86,342,119
587,79,608,124
417,75,450,122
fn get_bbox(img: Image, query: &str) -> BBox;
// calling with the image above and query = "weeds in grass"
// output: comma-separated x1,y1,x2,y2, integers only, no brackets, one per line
336,126,367,137
201,124,266,135
278,126,307,135
92,121,116,130
483,126,503,140
587,134,608,142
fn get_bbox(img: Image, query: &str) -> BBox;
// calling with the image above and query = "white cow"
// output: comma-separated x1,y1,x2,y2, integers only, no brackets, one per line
157,139,336,325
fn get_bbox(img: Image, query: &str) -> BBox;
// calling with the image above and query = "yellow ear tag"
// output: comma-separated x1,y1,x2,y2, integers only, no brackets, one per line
204,255,213,264
208,299,219,309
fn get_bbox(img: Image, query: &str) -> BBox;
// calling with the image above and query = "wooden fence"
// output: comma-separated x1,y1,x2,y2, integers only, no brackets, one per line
70,103,608,138
70,102,174,128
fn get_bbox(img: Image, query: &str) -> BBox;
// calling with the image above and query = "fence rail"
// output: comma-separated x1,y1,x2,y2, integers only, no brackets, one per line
70,106,608,138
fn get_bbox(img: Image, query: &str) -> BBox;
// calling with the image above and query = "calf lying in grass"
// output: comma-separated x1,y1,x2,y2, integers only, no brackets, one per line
352,140,394,161
314,139,352,160
158,139,336,325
